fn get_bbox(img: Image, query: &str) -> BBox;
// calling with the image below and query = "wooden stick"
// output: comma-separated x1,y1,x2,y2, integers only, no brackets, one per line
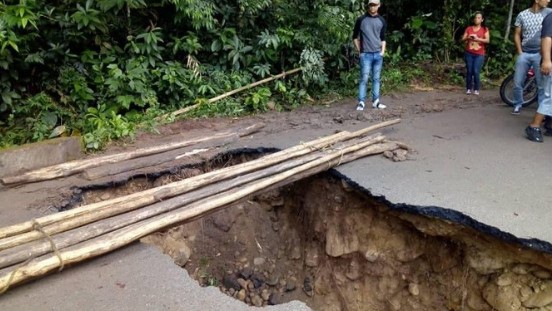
236,123,266,137
164,68,302,119
83,123,264,180
83,146,215,181
350,119,400,137
0,140,397,292
0,132,231,185
0,136,388,268
0,123,265,185
0,119,399,239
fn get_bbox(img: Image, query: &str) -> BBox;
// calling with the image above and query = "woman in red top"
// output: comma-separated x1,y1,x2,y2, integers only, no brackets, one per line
461,12,490,95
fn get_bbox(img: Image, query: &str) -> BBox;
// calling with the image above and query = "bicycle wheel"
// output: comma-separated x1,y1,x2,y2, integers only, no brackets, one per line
499,74,538,107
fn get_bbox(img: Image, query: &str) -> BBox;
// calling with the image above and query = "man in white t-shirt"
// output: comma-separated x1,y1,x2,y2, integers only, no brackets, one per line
511,0,552,115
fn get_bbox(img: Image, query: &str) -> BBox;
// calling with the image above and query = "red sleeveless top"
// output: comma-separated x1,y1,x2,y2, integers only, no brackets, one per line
465,26,488,56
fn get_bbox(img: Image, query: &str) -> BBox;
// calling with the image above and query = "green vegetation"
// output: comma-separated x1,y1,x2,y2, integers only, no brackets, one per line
0,0,527,150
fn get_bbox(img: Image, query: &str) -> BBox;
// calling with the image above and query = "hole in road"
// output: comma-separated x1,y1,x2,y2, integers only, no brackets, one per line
79,150,552,311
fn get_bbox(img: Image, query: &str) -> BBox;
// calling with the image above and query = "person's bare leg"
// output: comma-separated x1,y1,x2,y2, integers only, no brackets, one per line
529,113,546,128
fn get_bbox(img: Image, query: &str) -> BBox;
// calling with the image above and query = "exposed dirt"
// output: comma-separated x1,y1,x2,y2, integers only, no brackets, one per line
110,84,495,153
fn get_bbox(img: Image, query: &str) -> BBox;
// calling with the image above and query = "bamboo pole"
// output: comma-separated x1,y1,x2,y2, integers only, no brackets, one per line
0,135,389,268
0,139,400,293
163,68,302,119
0,118,399,240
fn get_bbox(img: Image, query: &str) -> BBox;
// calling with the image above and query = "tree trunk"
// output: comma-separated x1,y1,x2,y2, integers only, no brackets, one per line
504,0,515,41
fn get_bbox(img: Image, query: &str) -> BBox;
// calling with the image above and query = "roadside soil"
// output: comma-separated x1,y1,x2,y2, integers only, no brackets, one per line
127,84,494,151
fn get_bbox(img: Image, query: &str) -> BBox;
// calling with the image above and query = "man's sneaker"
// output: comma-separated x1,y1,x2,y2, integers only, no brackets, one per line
372,99,386,109
474,90,479,95
466,89,471,95
525,126,544,143
511,105,521,115
356,101,365,111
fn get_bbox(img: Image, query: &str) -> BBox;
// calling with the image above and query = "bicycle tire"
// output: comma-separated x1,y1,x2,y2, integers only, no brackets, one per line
499,74,538,107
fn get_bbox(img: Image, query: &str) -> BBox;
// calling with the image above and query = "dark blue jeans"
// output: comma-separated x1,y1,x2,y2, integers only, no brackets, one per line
358,52,383,103
464,52,484,91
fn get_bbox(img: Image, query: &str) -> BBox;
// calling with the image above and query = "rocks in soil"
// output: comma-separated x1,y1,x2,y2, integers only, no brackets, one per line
271,197,284,207
269,293,284,305
285,277,297,292
465,246,507,275
383,148,409,162
250,273,264,289
290,245,302,260
340,179,354,192
482,282,521,311
512,263,531,275
534,269,552,279
261,289,270,301
420,103,444,113
266,275,279,286
496,272,514,287
364,246,380,262
304,246,319,267
388,294,401,311
314,274,331,296
466,291,489,311
325,225,359,257
392,149,408,162
237,278,248,290
251,294,263,307
223,274,241,291
522,280,552,308
408,283,420,296
149,235,191,267
346,257,361,281
237,289,246,301
220,266,286,306
239,267,253,279
209,208,238,232
171,242,192,266
253,257,265,266
303,276,314,297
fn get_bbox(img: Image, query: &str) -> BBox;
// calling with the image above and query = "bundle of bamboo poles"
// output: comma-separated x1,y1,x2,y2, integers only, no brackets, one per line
0,119,403,294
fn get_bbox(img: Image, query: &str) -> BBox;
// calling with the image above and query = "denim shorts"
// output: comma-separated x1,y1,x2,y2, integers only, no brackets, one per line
539,75,552,117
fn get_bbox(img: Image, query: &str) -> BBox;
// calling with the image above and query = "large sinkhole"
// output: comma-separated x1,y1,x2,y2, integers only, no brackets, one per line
75,149,552,311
